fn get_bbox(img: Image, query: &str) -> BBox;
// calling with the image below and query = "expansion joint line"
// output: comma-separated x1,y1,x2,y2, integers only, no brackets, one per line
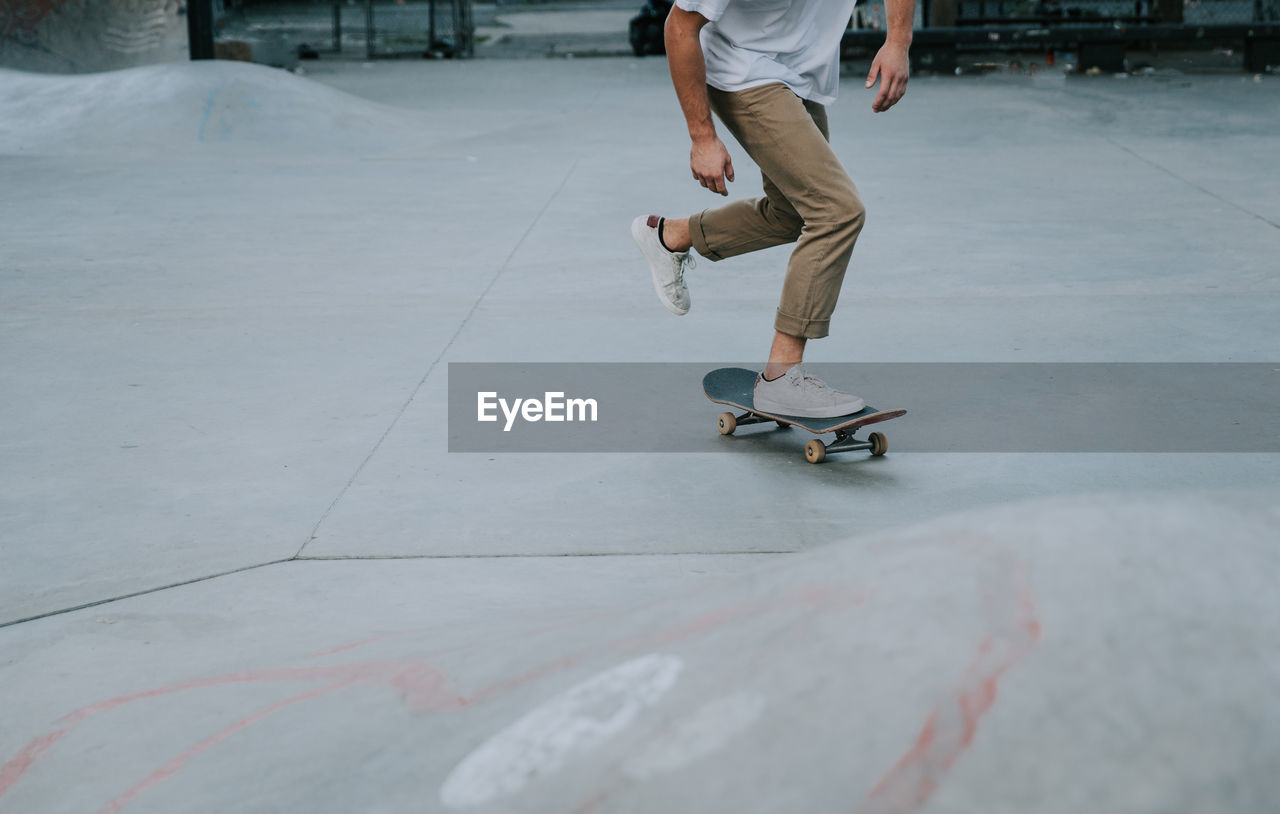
1104,136,1279,231
294,551,797,561
1,160,587,629
0,549,795,628
0,559,293,630
295,158,583,558
1038,84,1278,231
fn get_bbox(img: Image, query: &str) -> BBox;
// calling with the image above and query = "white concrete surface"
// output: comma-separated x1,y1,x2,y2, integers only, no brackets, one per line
1,490,1276,812
1,55,1277,812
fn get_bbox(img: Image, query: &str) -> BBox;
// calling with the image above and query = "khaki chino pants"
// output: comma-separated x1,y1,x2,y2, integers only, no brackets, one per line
688,82,866,340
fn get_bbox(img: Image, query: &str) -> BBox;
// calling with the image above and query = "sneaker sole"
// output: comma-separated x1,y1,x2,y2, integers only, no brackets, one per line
753,397,866,418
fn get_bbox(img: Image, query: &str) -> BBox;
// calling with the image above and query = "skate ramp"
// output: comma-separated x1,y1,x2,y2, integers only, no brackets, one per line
0,60,439,156
1,489,1275,813
426,488,1279,813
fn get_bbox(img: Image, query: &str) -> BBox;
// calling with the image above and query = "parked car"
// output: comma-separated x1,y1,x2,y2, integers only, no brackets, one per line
629,0,673,56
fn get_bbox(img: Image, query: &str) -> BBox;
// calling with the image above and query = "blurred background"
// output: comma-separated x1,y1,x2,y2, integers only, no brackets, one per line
2,0,1277,75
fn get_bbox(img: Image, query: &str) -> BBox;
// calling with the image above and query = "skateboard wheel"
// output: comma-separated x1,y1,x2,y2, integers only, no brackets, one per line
717,412,737,436
805,439,826,464
870,432,887,456
775,420,791,429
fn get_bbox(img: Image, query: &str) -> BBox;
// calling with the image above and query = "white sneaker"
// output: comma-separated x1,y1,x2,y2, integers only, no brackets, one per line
631,215,693,315
754,365,865,418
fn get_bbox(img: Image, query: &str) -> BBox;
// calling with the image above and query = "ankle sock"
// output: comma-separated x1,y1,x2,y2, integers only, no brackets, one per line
658,218,676,253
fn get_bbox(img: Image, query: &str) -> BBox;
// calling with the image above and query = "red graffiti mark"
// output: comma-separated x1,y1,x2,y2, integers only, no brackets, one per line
0,726,76,802
0,0,70,43
305,633,409,659
1,578,873,812
569,787,611,814
468,581,868,707
0,658,459,806
56,660,459,724
467,650,589,708
858,559,1041,814
95,685,338,814
620,583,868,653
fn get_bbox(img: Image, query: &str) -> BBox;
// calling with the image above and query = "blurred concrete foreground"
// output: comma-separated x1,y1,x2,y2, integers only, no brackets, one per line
0,26,1278,814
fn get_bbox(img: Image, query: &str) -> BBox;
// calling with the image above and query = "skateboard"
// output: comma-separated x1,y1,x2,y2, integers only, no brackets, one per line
703,367,907,464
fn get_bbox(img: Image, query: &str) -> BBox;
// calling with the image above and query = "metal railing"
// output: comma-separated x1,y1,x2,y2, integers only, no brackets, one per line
214,0,475,62
848,0,1279,27
843,0,1280,72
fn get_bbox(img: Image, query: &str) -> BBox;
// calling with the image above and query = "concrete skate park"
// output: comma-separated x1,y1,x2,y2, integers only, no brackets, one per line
2,13,1279,813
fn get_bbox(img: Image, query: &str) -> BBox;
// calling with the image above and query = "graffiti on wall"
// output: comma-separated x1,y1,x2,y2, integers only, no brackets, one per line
0,0,71,47
0,0,183,71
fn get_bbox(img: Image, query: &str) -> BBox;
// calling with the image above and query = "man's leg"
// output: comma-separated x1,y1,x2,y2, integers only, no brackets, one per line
716,86,865,343
710,83,867,416
674,87,807,258
658,165,800,254
679,84,865,334
637,136,793,312
763,331,805,381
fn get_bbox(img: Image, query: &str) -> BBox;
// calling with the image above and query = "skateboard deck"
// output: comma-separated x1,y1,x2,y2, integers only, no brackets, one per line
702,367,906,463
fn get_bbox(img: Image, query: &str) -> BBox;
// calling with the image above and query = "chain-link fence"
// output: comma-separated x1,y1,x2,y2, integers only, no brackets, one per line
213,0,474,64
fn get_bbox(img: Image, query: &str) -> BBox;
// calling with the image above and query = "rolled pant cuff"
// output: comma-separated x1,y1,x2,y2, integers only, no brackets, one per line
774,310,830,340
687,211,724,261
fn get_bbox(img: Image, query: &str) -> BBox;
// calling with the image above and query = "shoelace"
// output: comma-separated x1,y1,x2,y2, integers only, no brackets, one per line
670,254,695,290
798,369,837,397
676,254,696,278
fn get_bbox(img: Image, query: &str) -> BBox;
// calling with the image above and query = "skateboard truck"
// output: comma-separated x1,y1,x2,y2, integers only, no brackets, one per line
716,410,889,464
717,410,779,433
815,428,887,461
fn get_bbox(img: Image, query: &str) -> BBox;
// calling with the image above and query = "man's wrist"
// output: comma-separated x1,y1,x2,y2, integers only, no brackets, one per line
885,33,912,48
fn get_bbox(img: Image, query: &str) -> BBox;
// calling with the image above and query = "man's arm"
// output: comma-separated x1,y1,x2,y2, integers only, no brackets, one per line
865,0,914,112
664,6,735,196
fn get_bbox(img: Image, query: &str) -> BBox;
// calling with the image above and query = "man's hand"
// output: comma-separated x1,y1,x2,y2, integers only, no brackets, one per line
666,7,732,195
692,136,735,196
866,43,910,113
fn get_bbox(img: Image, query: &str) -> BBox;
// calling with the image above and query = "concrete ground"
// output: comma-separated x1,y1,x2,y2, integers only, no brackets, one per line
1,52,1277,812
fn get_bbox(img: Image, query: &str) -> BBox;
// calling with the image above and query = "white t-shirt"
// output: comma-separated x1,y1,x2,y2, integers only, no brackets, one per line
674,0,858,105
